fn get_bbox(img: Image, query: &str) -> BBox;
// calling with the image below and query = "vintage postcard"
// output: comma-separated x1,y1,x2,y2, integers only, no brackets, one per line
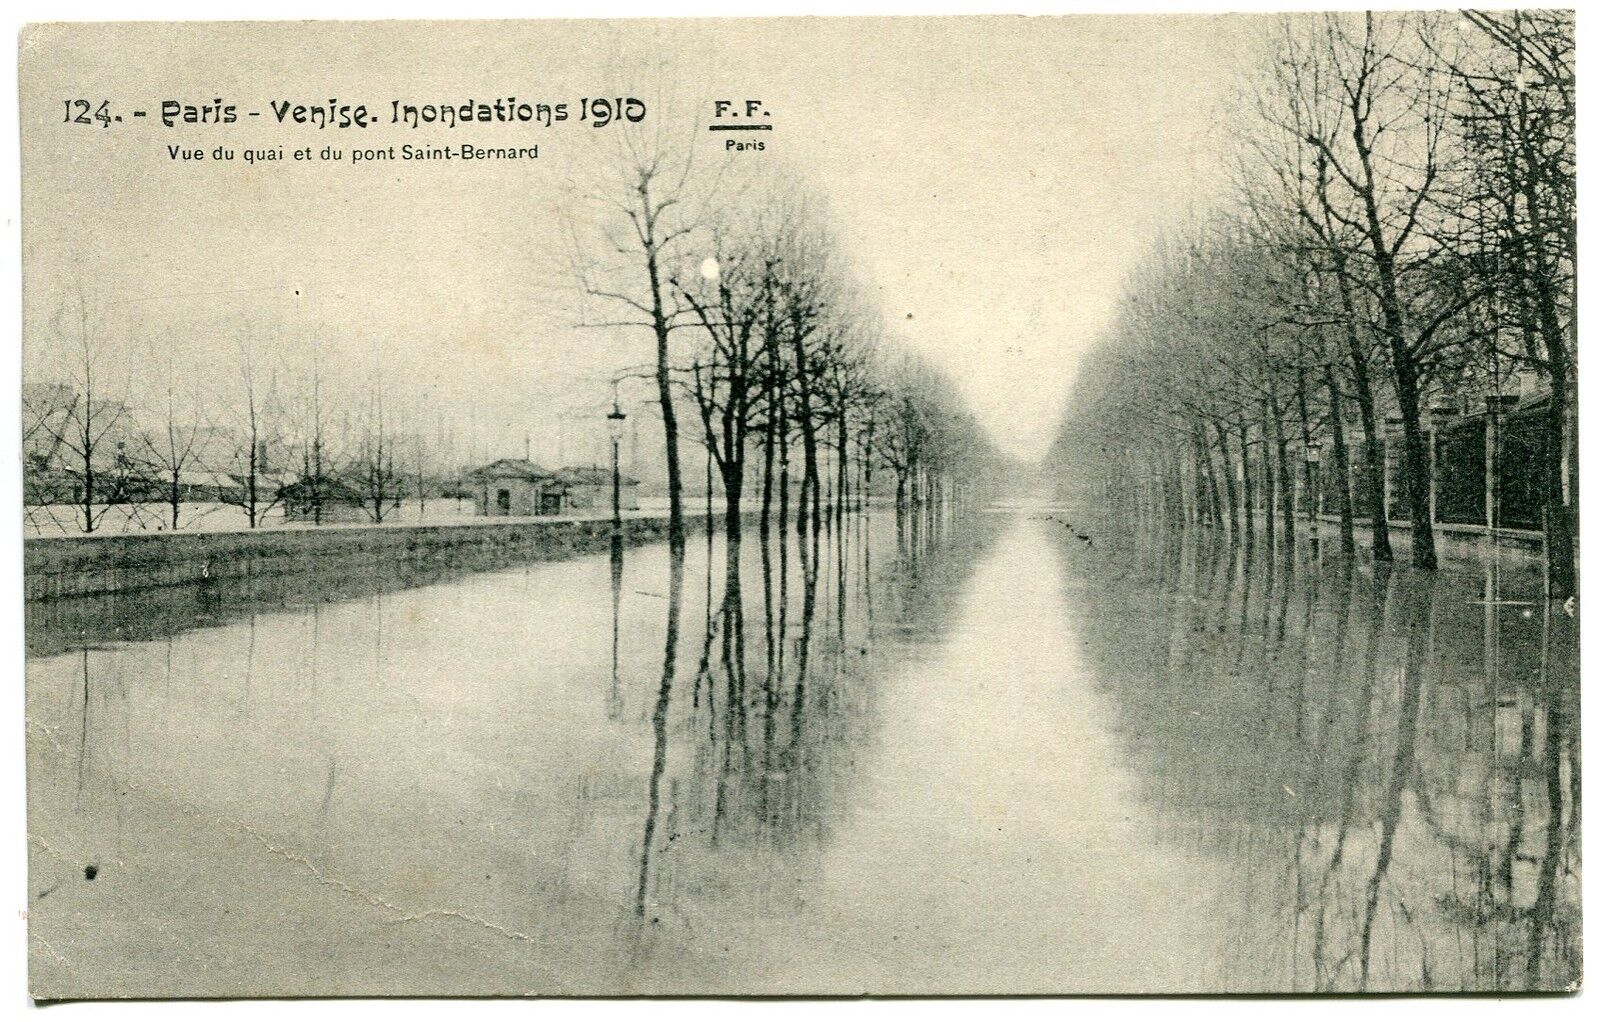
17,11,1579,998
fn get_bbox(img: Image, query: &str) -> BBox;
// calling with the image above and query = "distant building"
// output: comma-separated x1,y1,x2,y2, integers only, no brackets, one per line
191,468,289,506
466,459,563,516
279,475,369,523
556,465,640,513
21,382,75,470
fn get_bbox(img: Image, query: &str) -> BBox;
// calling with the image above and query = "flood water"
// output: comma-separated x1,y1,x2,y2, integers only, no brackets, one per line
25,505,1580,995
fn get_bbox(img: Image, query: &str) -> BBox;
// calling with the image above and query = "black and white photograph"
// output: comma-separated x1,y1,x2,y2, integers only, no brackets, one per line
10,6,1583,1000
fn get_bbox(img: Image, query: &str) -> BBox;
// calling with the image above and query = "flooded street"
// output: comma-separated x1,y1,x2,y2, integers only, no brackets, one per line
25,508,1580,995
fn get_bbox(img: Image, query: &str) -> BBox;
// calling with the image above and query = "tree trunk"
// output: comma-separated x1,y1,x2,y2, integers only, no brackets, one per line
1353,111,1435,569
647,250,684,552
836,418,848,524
1260,409,1276,544
1214,421,1240,538
1295,364,1315,525
1239,423,1255,538
1198,431,1222,527
80,427,95,534
863,417,875,514
777,421,791,550
1390,353,1437,569
723,462,743,549
790,324,820,541
1504,104,1575,598
247,435,259,528
1324,366,1356,556
1355,385,1389,559
1270,392,1295,551
760,421,775,540
1543,370,1576,599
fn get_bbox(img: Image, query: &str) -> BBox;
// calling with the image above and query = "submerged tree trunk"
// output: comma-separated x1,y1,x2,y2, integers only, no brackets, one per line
1295,365,1316,527
1214,420,1240,538
1201,433,1223,527
1390,354,1436,570
1261,405,1276,546
1542,370,1576,599
723,462,743,548
1270,391,1295,552
1324,366,1356,556
760,427,775,540
647,247,685,553
835,416,848,526
1239,423,1255,539
862,416,875,515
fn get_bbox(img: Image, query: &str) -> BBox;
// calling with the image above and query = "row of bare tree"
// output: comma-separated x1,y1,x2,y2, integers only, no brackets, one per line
23,319,451,534
570,130,1001,551
1049,11,1575,598
25,176,998,541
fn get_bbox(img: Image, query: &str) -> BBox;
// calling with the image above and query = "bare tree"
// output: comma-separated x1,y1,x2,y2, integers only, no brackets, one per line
284,340,338,526
567,112,725,551
205,322,287,528
1051,12,1576,594
677,228,769,547
1284,12,1464,569
770,211,838,539
35,295,131,533
349,378,404,523
136,352,210,531
1435,9,1576,596
21,380,77,528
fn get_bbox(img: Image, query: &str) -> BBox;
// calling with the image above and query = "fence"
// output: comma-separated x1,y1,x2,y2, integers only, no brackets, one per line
1298,394,1566,539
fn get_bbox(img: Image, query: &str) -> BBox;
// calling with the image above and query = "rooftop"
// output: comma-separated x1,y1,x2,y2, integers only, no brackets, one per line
465,458,556,481
556,464,640,487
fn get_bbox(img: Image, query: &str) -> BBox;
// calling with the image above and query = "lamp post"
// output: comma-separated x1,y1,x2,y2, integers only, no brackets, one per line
607,394,627,535
607,454,624,721
1305,441,1323,555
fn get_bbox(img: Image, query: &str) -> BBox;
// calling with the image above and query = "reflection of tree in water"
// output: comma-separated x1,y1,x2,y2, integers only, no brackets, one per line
1053,522,1579,992
631,508,996,928
635,539,686,918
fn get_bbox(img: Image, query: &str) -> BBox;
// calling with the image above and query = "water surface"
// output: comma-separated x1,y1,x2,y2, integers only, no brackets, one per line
26,507,1580,994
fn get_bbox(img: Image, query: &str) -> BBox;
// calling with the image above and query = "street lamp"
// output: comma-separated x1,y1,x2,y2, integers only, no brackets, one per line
607,399,627,534
1305,441,1323,553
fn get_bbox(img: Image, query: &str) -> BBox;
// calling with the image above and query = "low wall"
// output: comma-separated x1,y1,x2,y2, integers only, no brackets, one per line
1299,512,1553,560
23,513,731,602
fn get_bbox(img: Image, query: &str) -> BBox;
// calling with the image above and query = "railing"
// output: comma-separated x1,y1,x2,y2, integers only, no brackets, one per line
1302,395,1565,538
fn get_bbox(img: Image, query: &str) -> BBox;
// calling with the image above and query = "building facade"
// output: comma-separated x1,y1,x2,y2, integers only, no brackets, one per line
467,459,562,517
556,465,640,513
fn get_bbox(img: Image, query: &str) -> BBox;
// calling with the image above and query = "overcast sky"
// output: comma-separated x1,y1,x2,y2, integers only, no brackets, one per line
21,16,1257,464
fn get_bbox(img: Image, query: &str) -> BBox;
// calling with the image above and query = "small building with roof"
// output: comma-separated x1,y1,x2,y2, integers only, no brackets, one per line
556,465,640,513
279,475,369,523
466,458,562,517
